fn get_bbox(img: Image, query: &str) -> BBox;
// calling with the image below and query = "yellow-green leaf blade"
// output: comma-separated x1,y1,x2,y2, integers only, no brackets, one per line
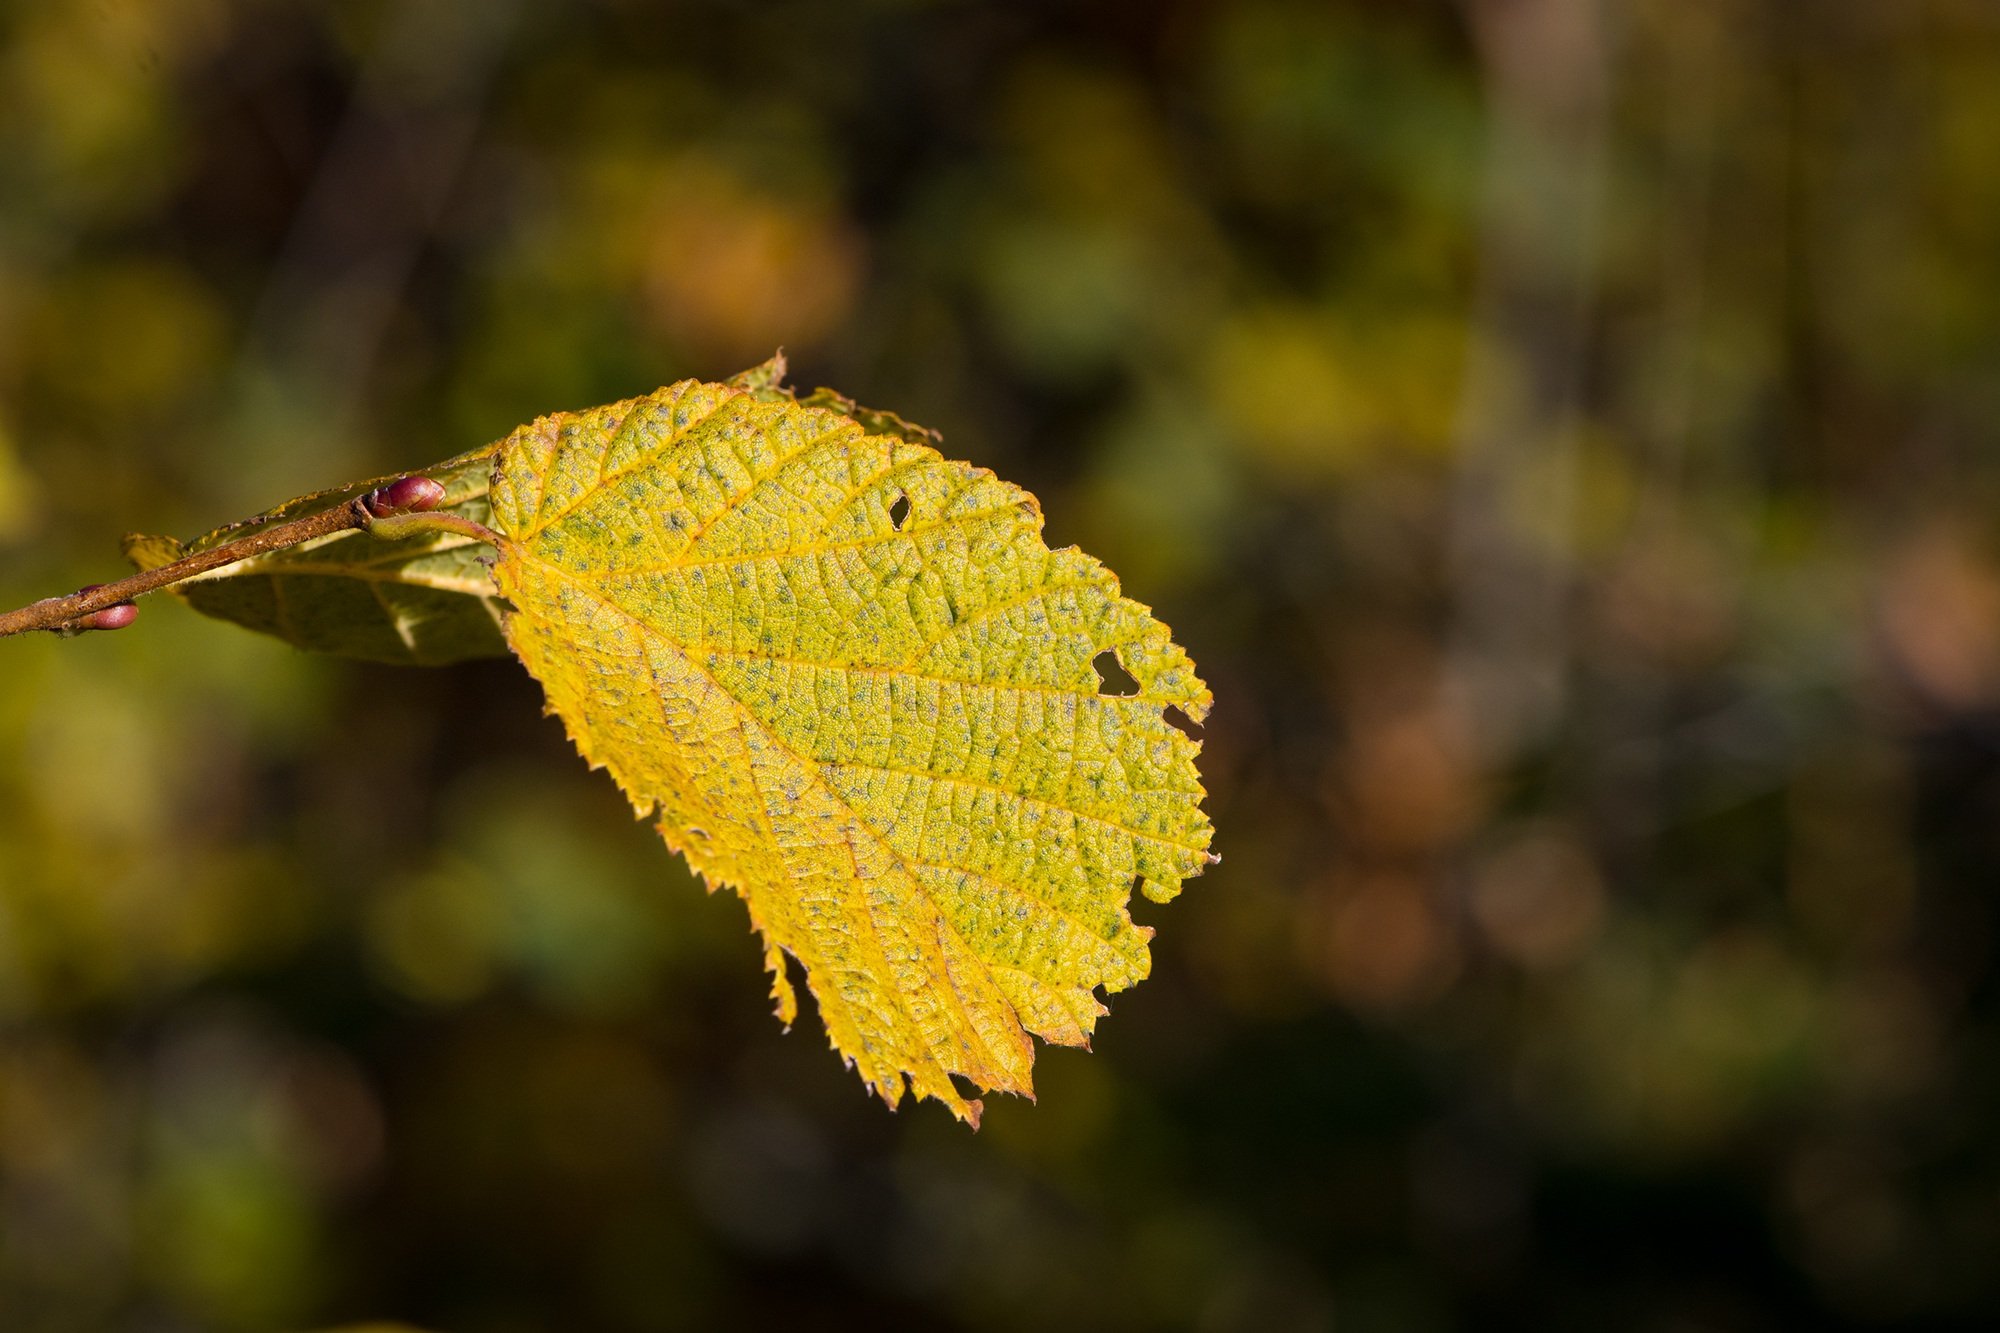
123,448,509,665
488,380,1212,1124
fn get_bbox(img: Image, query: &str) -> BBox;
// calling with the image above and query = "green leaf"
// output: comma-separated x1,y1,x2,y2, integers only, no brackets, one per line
123,448,510,665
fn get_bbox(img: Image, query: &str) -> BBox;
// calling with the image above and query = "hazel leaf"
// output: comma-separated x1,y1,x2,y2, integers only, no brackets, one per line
485,377,1213,1124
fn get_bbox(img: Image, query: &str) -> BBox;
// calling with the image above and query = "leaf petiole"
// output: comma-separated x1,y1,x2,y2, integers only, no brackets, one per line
361,509,504,548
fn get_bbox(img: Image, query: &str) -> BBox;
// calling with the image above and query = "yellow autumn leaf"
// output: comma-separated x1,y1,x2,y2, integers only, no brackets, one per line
485,379,1213,1123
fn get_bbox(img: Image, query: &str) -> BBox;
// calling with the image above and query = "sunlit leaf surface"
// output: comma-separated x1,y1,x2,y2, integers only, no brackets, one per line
487,378,1213,1122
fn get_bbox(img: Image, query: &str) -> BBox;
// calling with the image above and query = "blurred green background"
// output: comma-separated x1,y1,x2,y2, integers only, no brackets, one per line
5,1,2000,1329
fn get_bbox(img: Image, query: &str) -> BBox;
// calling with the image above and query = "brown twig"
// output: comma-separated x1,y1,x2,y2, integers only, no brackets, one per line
0,480,500,641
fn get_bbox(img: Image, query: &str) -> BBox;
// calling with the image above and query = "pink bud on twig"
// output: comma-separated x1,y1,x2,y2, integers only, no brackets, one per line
77,603,139,630
362,476,447,518
71,585,138,632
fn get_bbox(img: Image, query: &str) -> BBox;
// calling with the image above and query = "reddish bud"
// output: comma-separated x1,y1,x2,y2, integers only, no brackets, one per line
78,603,139,631
363,475,447,518
69,587,138,632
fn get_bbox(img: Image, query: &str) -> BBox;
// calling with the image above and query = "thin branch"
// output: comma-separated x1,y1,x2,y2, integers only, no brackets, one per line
0,483,502,641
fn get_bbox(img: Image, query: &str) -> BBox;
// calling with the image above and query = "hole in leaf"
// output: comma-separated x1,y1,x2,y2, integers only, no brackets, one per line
1093,649,1140,696
1162,705,1200,739
888,492,911,530
783,948,812,1004
1129,880,1165,930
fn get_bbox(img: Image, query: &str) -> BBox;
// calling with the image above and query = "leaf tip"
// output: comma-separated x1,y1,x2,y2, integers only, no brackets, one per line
725,351,790,397
121,532,186,573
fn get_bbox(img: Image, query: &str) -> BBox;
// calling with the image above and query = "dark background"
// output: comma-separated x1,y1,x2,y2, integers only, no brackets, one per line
5,1,2000,1329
